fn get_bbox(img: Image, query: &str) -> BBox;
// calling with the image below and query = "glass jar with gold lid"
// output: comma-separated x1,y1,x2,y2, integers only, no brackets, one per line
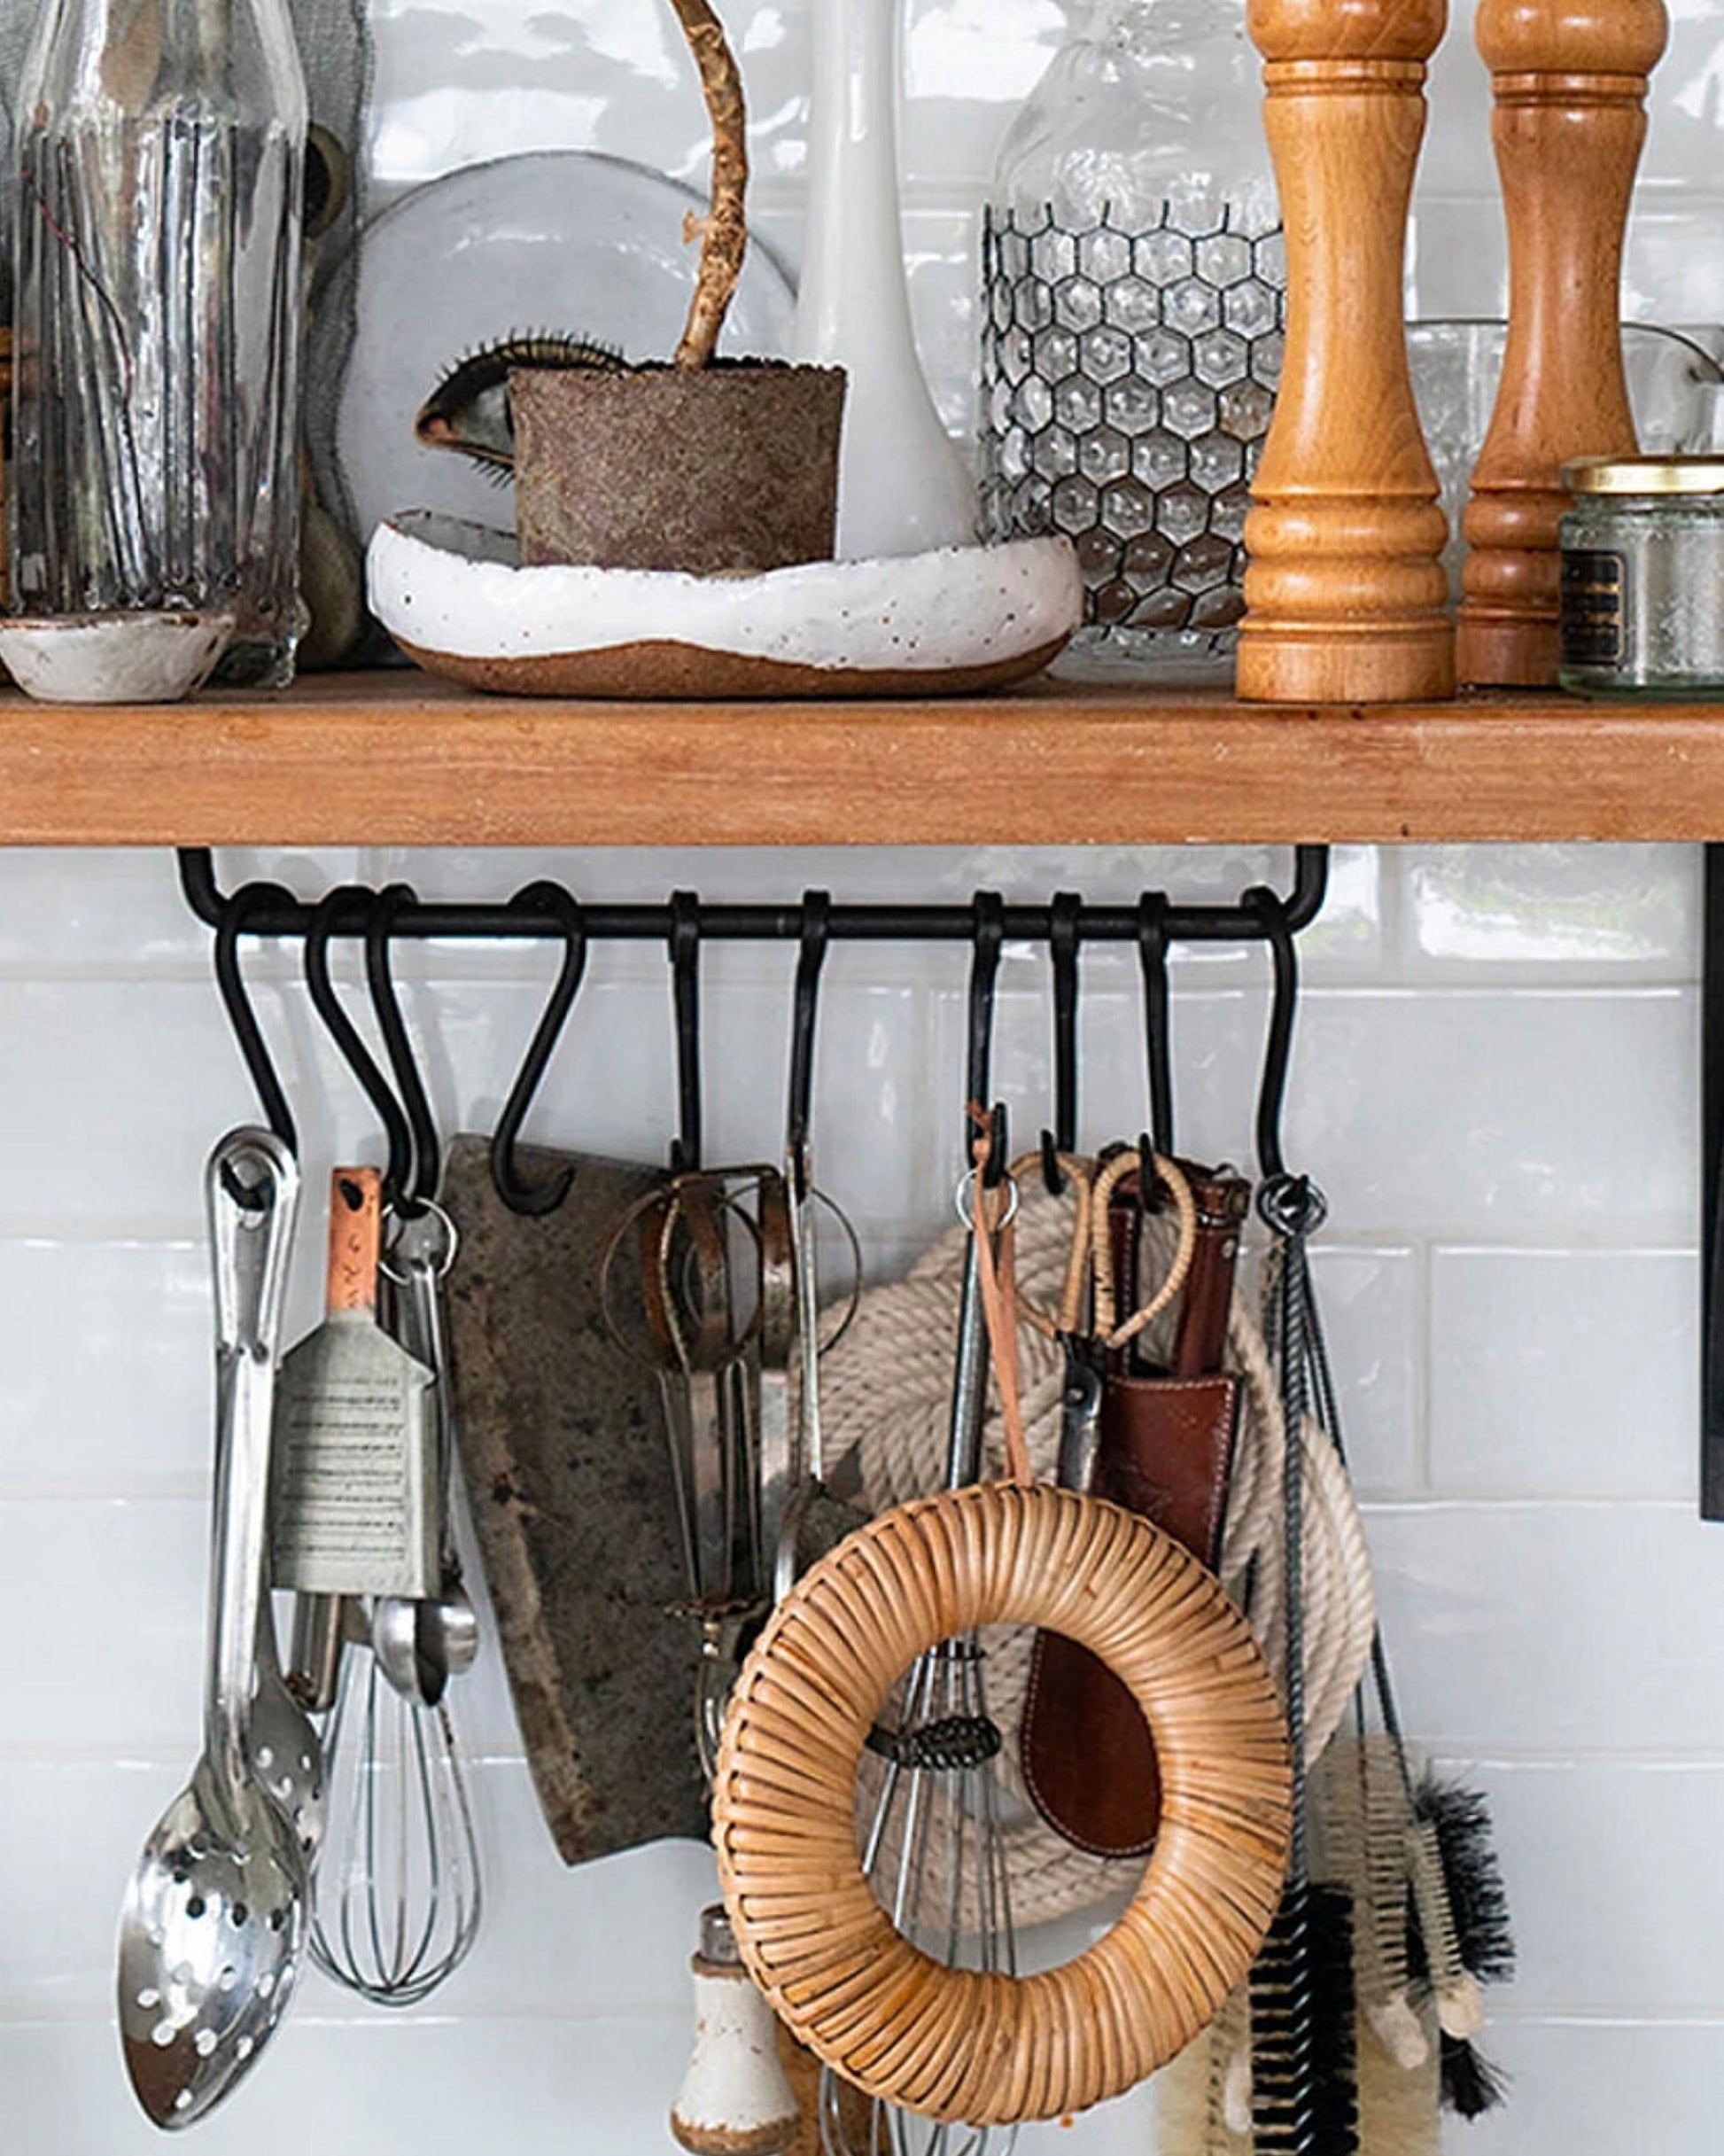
1560,455,1724,697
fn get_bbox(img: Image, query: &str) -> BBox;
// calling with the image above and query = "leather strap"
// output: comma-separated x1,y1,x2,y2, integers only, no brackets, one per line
971,1113,1030,1486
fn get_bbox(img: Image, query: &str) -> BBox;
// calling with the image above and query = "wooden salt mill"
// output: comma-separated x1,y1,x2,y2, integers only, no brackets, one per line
1238,0,1453,705
1456,0,1669,688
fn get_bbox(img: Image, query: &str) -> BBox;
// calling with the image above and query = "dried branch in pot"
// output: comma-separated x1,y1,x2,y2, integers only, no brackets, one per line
668,0,749,369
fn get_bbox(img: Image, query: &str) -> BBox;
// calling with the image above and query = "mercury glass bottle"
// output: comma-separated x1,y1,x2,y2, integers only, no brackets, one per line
12,0,308,686
983,0,1284,682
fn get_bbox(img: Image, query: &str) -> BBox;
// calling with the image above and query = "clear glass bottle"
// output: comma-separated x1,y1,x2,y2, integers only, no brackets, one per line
12,0,307,686
982,0,1284,683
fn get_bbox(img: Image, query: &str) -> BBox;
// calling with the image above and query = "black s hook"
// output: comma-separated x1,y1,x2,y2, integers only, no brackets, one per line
967,892,1006,1183
1137,891,1175,1160
1040,891,1082,1195
365,883,440,1213
215,881,299,1156
669,891,703,1174
306,888,416,1209
1245,883,1299,1186
490,881,588,1215
787,890,831,1196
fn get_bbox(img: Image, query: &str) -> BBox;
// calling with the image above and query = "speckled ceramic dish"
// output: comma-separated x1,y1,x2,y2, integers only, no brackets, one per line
0,610,236,704
368,513,1083,699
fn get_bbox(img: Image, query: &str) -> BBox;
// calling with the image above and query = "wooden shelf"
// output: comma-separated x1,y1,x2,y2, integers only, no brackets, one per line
2,670,1723,846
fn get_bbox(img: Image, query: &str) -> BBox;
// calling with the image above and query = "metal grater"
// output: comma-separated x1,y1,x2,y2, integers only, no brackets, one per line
270,1167,437,1597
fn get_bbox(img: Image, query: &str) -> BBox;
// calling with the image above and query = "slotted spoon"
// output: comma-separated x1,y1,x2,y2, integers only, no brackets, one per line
118,1129,308,2129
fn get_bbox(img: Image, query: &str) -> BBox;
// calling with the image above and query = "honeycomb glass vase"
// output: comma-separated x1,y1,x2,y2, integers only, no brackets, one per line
982,0,1284,684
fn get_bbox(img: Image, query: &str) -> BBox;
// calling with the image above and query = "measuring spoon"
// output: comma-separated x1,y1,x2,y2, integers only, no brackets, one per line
374,1203,478,1704
118,1130,308,2128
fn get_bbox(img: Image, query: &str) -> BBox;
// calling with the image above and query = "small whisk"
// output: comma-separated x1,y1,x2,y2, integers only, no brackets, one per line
819,1156,1020,2156
308,1625,483,2007
307,1209,484,2009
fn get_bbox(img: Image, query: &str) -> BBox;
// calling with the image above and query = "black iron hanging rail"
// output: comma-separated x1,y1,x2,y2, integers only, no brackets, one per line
177,846,1331,946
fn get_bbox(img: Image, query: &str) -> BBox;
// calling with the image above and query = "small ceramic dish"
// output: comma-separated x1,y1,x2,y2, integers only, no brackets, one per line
0,610,237,704
368,513,1083,699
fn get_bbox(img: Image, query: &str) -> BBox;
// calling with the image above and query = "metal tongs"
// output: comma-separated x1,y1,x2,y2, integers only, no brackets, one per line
601,1162,782,1776
598,895,861,1778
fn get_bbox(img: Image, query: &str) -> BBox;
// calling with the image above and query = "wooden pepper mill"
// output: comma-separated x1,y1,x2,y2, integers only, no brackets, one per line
1456,0,1669,688
1238,0,1454,705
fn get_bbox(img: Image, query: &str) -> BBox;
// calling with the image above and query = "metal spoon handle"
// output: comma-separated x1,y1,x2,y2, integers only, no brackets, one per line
206,1129,299,1793
383,1201,460,1567
944,1231,990,1493
393,1255,452,1545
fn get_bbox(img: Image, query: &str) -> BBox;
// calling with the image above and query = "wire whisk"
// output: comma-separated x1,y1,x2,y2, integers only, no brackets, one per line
308,1633,483,2008
819,1159,1019,2156
819,1625,1018,2156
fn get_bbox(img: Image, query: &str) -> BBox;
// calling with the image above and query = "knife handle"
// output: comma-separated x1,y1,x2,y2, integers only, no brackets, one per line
1104,1164,1248,1379
1169,1171,1251,1379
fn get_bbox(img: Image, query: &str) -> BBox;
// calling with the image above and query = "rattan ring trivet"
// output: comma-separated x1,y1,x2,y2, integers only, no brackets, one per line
711,1481,1292,2126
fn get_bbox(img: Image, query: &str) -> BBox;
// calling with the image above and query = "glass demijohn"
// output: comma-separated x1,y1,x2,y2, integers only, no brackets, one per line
12,0,308,685
982,0,1284,682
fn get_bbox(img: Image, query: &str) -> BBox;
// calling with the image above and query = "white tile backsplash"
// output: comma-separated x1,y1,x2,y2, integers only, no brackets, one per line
1289,986,1698,1242
1430,1249,1698,1498
18,0,1724,2135
4,842,1716,2151
1437,2020,1724,2156
0,850,360,977
0,1241,207,1495
1398,846,1701,979
0,2015,698,2156
1366,1500,1724,1753
1307,1243,1424,1495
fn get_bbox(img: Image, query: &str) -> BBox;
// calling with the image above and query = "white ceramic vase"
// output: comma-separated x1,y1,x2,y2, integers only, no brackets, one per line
793,0,977,560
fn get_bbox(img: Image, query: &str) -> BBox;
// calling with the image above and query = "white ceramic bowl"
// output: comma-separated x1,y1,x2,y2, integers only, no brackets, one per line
0,611,236,704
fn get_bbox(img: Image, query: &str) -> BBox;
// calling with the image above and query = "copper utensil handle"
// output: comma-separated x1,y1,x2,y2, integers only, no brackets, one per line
326,1166,382,1314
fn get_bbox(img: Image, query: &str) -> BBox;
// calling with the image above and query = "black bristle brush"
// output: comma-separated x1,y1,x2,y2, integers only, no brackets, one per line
1249,1168,1360,2156
1258,975,1517,2136
1303,1313,1516,2123
1407,1770,1516,2117
1417,1776,1516,1990
1250,1880,1359,2153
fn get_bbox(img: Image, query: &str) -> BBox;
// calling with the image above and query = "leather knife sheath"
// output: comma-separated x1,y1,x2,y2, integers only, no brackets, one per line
1021,1162,1250,1859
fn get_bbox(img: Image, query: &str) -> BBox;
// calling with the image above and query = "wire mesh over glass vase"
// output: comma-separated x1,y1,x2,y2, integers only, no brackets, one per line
982,0,1283,684
12,0,308,686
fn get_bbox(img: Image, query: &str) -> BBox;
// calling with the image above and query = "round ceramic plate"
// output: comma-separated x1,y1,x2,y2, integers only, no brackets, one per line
320,151,797,547
368,514,1083,700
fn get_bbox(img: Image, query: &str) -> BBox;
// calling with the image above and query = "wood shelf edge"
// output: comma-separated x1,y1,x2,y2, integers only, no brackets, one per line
0,674,1720,846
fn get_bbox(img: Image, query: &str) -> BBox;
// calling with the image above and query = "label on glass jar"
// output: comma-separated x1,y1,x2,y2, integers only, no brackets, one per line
1560,549,1627,668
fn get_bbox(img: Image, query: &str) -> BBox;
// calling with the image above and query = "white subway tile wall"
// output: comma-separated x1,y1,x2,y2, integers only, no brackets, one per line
9,0,1724,2146
6,837,1715,2152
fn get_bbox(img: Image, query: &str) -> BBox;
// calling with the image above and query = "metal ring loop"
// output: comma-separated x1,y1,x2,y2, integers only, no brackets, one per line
380,1197,461,1281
